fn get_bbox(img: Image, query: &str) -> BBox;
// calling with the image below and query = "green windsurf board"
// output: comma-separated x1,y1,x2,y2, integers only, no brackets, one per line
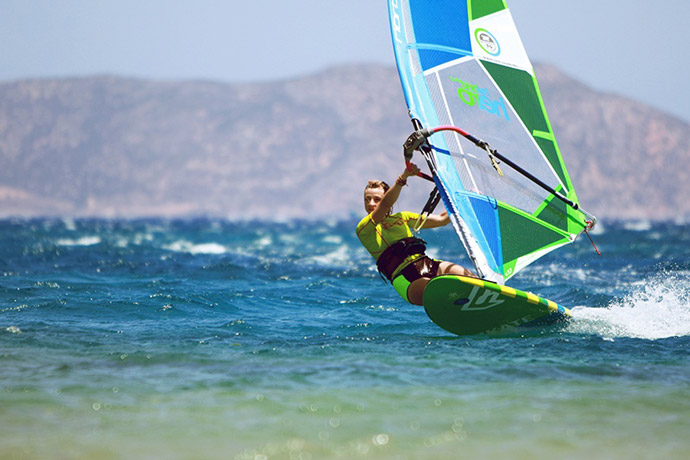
423,275,571,336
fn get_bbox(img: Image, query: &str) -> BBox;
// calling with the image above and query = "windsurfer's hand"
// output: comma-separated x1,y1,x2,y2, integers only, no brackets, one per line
404,163,420,178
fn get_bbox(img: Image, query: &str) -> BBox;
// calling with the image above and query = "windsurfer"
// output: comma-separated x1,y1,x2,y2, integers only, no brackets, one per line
356,163,475,306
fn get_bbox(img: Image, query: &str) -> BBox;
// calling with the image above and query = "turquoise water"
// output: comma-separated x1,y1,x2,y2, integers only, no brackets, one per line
1,218,689,459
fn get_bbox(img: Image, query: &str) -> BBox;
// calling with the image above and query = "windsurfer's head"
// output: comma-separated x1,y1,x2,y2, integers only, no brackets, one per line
363,180,389,214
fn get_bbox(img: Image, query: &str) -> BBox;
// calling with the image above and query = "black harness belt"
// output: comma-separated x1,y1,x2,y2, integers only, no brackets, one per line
376,237,427,281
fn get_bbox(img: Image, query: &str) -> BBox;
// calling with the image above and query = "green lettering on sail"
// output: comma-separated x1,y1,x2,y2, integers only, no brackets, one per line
450,76,510,121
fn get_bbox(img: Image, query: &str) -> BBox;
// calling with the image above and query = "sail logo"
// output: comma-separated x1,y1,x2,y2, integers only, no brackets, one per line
390,0,403,44
475,28,500,56
450,77,510,121
454,286,504,311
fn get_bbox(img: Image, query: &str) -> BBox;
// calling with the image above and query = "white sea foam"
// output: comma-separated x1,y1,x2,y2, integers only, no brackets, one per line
101,232,156,248
623,220,652,232
307,245,352,267
56,236,101,246
62,218,77,231
132,232,155,245
322,235,343,245
569,273,690,340
163,240,228,255
256,236,273,248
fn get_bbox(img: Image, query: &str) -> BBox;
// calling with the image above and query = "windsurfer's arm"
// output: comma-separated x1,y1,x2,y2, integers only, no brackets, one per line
370,164,420,223
421,211,451,229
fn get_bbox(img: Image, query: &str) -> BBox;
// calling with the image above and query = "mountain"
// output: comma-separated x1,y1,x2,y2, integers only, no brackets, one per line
0,64,688,220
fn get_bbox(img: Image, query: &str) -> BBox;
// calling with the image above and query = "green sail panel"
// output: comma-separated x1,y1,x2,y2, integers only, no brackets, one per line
498,203,571,275
469,0,507,21
481,60,571,192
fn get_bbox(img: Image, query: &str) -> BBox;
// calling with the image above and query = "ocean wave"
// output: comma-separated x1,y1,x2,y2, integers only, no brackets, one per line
303,245,355,268
568,272,690,340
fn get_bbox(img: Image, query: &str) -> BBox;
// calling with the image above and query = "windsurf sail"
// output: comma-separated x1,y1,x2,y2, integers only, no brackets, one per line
388,0,596,284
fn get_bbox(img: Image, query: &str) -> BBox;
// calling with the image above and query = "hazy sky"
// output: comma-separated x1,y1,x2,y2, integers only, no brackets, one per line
2,0,689,122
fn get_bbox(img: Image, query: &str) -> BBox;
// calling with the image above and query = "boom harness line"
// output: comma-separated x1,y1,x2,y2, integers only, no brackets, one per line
403,125,598,228
402,124,600,254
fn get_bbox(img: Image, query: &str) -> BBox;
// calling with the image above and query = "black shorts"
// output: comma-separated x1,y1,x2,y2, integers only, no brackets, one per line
391,256,441,302
398,256,441,283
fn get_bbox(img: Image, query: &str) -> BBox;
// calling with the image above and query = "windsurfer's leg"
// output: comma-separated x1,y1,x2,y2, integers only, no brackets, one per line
438,261,475,277
406,278,429,306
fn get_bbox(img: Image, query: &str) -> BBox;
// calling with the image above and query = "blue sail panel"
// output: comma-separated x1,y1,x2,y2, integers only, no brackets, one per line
408,0,472,70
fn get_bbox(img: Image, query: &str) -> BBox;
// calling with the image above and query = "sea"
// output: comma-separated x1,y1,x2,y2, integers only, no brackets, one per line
1,217,689,460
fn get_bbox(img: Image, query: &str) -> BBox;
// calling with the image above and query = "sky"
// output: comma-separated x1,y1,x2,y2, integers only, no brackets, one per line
2,0,689,123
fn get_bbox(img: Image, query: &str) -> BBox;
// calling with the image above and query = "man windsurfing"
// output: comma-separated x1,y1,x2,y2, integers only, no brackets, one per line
356,163,475,305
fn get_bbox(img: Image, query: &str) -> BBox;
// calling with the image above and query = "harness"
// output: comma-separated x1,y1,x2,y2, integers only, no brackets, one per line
376,236,427,281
